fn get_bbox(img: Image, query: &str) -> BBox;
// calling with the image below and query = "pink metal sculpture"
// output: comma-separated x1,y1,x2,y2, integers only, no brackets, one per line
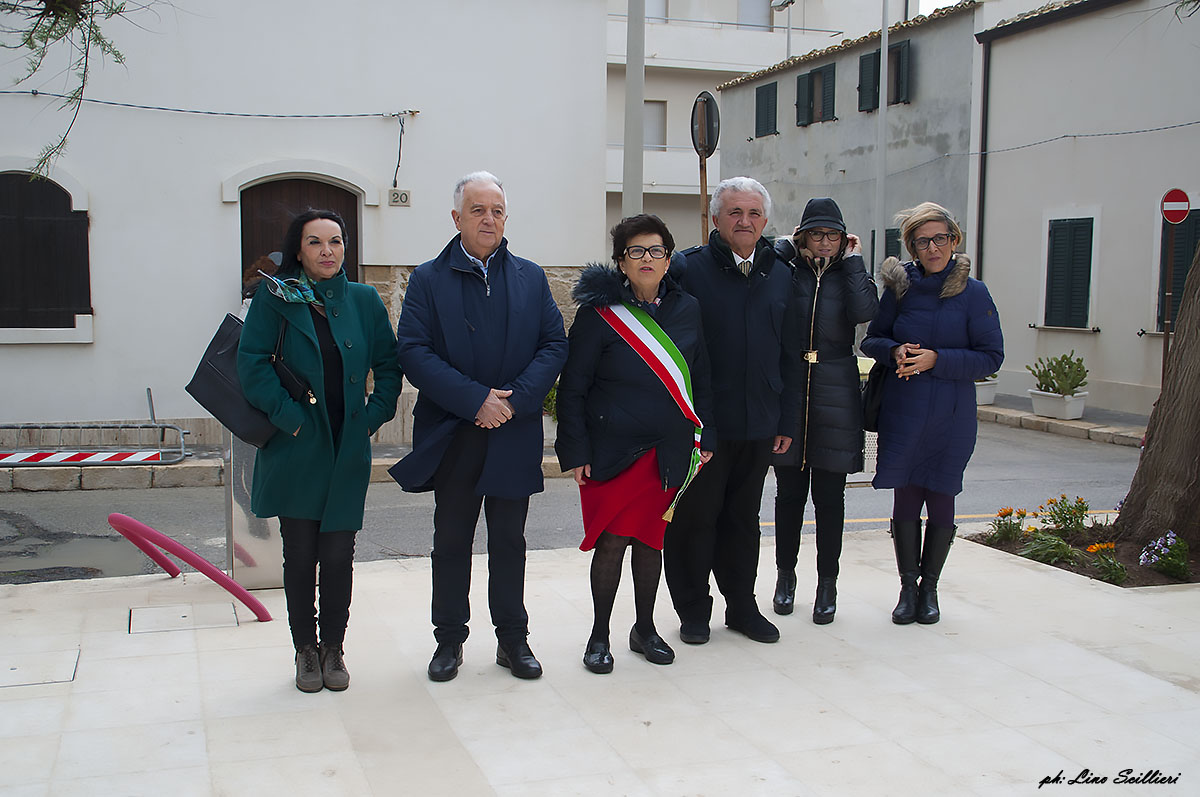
107,512,272,622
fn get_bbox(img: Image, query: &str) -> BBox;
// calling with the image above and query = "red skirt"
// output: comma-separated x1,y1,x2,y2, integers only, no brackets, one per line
578,449,678,552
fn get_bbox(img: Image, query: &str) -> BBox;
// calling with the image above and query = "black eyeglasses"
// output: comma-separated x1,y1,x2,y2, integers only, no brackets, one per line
804,230,844,242
623,245,669,260
913,233,955,251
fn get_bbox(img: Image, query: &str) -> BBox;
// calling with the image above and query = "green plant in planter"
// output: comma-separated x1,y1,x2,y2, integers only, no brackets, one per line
1034,494,1091,535
1139,531,1190,580
975,372,999,384
985,506,1027,544
1087,542,1127,585
1026,351,1088,395
1020,530,1083,566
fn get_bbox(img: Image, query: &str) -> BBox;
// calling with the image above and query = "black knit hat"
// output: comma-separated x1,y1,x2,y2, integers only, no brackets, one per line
796,197,846,233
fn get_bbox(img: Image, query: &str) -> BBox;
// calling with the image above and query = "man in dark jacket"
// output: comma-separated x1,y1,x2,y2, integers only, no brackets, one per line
663,176,803,645
390,172,567,682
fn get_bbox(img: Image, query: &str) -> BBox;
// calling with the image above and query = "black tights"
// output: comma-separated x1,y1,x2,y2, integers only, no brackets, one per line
279,517,356,649
893,485,956,527
589,531,662,644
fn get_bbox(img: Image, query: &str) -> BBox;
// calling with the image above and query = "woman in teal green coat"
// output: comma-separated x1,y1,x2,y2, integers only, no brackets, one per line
238,209,403,693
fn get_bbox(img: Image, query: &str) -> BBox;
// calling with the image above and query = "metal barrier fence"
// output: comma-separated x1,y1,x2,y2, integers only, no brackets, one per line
0,423,189,466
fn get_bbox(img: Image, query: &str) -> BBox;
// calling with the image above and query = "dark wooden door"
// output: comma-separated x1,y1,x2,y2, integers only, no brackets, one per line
0,173,91,328
240,179,360,288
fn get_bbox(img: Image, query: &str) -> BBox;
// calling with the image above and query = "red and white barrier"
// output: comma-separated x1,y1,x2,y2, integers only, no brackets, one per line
0,450,163,465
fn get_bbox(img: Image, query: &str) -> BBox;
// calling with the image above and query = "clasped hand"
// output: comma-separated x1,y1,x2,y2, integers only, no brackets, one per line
894,343,937,380
475,388,514,429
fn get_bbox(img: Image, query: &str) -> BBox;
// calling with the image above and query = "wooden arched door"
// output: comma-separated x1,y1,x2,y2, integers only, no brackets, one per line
240,179,360,288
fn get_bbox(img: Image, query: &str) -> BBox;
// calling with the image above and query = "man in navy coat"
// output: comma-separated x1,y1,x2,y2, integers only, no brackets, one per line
664,176,803,646
390,172,567,681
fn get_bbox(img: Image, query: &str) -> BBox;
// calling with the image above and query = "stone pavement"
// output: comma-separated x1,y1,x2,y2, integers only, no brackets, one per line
1,532,1196,795
0,395,1150,493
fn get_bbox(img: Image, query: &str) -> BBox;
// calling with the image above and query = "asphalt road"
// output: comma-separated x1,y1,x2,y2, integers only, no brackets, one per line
0,422,1140,583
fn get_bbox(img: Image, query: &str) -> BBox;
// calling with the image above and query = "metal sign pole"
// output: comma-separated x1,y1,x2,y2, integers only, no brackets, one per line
691,91,720,245
1162,222,1175,385
698,98,709,239
1160,188,1191,386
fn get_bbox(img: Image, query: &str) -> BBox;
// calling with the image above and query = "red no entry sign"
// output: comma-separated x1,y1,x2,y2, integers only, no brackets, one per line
1162,188,1190,225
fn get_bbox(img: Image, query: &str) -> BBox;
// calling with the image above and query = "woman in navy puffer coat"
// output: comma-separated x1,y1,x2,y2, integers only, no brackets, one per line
860,202,1003,626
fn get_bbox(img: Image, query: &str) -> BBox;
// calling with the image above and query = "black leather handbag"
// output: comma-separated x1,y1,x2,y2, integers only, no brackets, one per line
186,314,313,448
861,360,888,433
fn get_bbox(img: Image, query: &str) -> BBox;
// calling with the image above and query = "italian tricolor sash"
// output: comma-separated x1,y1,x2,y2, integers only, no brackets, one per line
595,301,704,521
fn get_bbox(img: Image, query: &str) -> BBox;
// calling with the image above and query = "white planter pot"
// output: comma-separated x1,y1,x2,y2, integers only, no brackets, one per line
1028,389,1088,420
542,415,557,443
975,380,998,406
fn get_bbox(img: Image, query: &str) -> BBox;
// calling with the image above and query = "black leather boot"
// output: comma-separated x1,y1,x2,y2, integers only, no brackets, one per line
890,520,922,625
917,523,956,624
772,569,797,616
812,577,836,625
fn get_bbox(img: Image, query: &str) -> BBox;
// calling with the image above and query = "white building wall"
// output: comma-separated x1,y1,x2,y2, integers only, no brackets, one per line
1,0,606,425
601,0,904,250
717,8,978,243
980,0,1200,413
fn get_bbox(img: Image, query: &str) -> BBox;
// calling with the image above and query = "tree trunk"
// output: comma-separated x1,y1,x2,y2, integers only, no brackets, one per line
1114,240,1200,548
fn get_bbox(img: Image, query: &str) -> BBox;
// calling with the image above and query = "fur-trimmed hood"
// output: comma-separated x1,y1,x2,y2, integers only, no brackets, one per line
572,262,678,309
879,253,971,300
572,263,628,308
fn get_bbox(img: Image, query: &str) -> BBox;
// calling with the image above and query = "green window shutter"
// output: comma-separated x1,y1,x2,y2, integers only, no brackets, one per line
858,50,879,112
885,228,901,258
755,82,778,137
891,40,911,104
795,73,812,127
1159,212,1200,330
1045,218,1093,328
819,64,835,121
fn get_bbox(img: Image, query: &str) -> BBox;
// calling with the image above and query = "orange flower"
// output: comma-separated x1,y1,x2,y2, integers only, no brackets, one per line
997,507,1013,518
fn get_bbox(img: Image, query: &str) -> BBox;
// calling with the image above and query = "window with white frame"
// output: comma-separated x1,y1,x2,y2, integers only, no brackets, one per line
644,100,667,151
1044,217,1093,328
0,172,91,329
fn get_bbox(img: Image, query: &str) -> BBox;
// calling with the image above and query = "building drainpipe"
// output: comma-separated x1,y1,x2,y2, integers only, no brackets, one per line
975,39,992,282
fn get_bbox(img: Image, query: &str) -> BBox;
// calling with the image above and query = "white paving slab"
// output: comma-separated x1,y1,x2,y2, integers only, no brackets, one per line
0,535,1196,795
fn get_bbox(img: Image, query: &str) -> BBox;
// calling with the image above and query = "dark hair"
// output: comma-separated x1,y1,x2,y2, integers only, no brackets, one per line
610,214,675,263
278,208,349,275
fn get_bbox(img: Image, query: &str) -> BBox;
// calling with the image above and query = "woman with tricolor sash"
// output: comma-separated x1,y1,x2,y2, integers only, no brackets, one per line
555,214,715,674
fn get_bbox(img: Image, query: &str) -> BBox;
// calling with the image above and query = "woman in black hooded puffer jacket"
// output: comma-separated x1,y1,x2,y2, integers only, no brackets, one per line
556,214,715,675
771,198,879,624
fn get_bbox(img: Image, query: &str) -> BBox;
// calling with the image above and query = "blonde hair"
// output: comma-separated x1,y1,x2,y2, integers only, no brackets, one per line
894,202,962,259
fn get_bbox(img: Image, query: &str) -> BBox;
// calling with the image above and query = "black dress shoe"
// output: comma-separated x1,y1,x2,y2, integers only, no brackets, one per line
679,620,710,645
496,641,543,679
582,639,613,674
629,626,675,665
725,609,780,643
772,569,797,615
427,642,463,682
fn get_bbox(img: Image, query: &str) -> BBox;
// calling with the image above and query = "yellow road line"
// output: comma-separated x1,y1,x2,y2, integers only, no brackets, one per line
760,510,1117,528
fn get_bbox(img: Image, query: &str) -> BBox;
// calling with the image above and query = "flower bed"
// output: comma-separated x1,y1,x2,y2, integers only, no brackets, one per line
967,496,1199,588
